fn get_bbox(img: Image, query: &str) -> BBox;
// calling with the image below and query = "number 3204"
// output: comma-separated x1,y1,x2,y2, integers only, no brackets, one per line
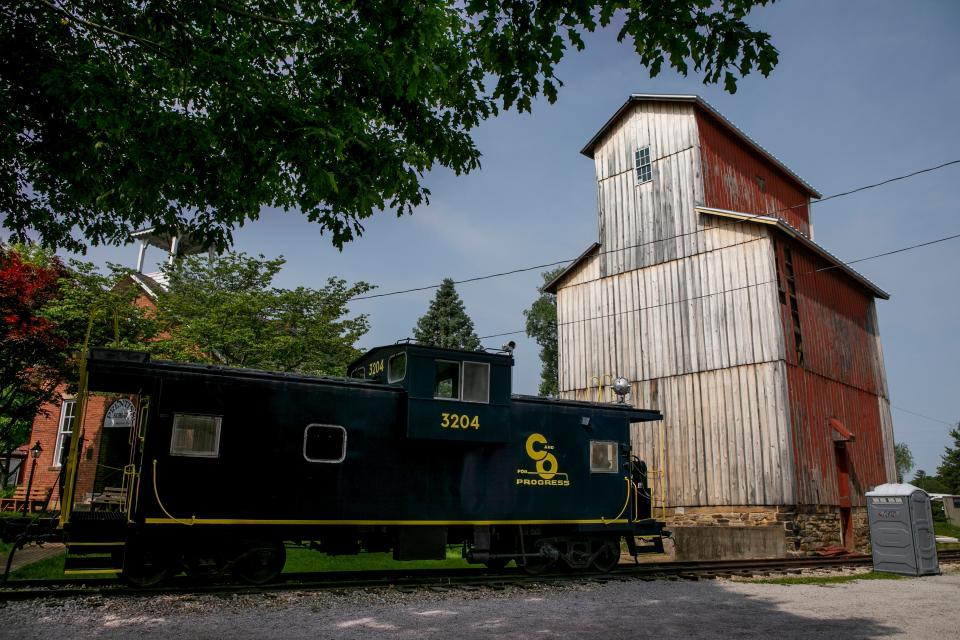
441,413,479,430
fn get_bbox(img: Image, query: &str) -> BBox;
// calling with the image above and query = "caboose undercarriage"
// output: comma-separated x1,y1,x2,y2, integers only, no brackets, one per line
60,518,666,586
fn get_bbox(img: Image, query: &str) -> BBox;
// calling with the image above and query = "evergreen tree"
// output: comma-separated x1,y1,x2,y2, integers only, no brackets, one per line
912,470,950,494
413,279,480,350
936,424,960,494
524,267,564,397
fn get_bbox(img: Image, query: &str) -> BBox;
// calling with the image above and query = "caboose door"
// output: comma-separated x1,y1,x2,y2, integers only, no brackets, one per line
119,396,151,518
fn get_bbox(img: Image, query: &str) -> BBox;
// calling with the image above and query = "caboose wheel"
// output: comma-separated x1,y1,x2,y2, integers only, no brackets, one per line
122,545,174,587
235,540,286,585
483,558,510,571
590,539,621,573
521,556,552,575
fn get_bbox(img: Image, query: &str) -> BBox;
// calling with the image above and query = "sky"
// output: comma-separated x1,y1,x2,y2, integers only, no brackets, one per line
48,0,960,477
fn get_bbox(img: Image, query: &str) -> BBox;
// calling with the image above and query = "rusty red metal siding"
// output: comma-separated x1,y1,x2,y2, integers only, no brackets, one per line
776,239,884,394
786,365,889,506
773,238,890,506
696,109,813,235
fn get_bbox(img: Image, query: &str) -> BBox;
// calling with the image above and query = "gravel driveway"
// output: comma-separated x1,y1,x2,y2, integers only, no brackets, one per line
2,568,958,639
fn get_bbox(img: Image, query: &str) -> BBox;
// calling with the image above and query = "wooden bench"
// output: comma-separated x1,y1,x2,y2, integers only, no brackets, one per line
91,487,126,511
0,486,53,513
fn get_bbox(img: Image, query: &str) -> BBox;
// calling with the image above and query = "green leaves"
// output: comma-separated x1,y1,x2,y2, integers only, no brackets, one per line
3,1,778,251
524,267,564,398
152,252,372,376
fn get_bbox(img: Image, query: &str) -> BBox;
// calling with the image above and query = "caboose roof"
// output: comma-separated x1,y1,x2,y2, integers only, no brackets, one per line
348,342,514,372
580,94,821,199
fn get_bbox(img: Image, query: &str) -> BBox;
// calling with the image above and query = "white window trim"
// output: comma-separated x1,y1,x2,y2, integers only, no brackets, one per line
461,361,490,404
169,413,222,458
590,440,620,474
52,399,77,468
635,145,652,184
303,424,347,463
433,359,462,400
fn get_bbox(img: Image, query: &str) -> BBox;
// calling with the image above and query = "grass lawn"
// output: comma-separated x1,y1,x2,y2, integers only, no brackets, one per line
934,520,960,538
2,545,475,581
744,571,908,586
282,545,472,573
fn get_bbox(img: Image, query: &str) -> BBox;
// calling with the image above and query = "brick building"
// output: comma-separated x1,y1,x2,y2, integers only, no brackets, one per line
13,231,199,507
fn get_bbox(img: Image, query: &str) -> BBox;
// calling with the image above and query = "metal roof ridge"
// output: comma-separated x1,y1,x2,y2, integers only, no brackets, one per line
543,242,600,294
696,206,889,299
580,94,822,198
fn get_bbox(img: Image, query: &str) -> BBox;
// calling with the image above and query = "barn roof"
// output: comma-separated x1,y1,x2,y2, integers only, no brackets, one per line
696,207,888,299
542,242,599,294
580,94,822,199
544,210,888,300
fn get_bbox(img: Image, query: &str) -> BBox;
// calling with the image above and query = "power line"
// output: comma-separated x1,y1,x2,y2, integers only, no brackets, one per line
351,158,960,302
891,405,956,427
477,230,960,339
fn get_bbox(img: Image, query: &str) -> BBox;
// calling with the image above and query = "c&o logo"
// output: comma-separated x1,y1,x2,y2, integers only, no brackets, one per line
516,433,570,487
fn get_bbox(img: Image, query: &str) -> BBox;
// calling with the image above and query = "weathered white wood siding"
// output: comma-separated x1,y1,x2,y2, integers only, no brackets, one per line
556,226,785,392
628,361,796,507
868,303,897,483
878,397,897,484
594,102,705,275
557,102,795,507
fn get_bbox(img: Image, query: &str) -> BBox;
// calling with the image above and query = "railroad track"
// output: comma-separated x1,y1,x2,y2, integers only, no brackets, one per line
2,550,958,602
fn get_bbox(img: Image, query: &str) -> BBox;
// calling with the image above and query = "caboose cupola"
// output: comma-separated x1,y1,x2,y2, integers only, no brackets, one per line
348,344,514,443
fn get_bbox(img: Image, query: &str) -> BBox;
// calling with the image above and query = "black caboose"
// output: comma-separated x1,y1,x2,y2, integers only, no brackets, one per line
59,343,665,584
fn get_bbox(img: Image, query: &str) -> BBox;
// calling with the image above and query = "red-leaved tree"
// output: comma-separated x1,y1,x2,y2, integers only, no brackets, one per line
0,245,67,485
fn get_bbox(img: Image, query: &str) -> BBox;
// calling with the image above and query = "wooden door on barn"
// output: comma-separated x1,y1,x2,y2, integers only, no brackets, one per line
834,443,854,550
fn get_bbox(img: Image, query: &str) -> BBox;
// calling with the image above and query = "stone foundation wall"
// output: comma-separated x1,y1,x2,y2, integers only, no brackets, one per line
662,505,871,558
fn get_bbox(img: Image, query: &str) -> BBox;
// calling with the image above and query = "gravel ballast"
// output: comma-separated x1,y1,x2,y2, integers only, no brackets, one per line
2,567,958,639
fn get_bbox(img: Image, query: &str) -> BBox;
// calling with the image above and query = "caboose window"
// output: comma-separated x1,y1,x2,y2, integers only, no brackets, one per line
388,353,407,383
433,360,460,399
350,366,365,379
590,441,619,473
304,424,346,463
170,414,222,458
462,361,490,403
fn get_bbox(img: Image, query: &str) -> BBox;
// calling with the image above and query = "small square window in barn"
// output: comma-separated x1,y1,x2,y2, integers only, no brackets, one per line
388,353,407,383
462,362,490,403
635,146,652,184
434,360,460,399
590,441,619,473
303,424,346,463
170,414,222,458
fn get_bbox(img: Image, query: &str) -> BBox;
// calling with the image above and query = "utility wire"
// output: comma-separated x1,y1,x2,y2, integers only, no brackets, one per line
351,158,960,302
476,230,960,339
891,405,956,427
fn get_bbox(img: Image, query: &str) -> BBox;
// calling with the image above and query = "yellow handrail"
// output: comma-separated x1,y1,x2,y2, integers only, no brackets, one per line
151,459,196,526
602,477,633,524
59,305,122,526
590,374,614,403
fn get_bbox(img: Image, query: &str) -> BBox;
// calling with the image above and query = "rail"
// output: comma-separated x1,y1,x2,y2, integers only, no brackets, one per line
2,549,957,602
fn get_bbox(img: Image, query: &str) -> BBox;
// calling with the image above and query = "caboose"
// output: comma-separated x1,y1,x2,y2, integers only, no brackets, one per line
58,343,665,585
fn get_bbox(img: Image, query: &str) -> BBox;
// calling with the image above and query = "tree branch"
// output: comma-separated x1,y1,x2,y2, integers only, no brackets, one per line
212,2,297,27
39,0,171,54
